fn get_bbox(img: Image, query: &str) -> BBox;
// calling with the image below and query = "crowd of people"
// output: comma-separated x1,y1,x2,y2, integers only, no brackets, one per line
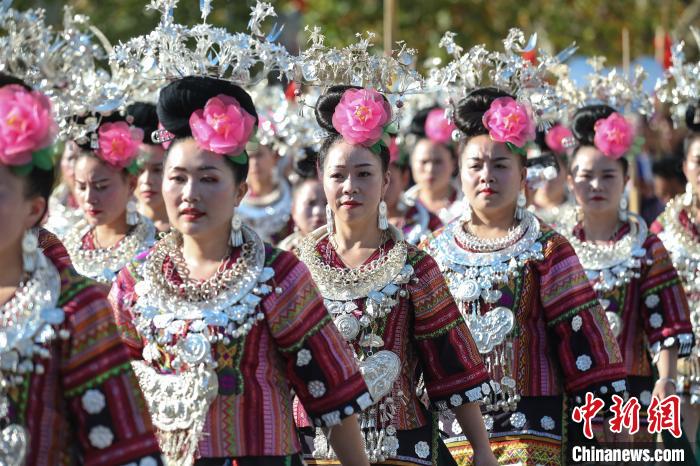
1,1,699,465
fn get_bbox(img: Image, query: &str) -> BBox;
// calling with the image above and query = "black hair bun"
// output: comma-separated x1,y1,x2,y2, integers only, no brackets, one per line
409,106,440,138
571,104,615,146
0,73,31,90
157,76,258,138
686,101,700,133
293,147,319,180
126,102,159,145
454,87,511,137
314,85,362,134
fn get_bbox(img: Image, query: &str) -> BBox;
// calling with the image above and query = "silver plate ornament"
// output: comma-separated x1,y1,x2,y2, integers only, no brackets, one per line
333,314,360,341
0,424,27,466
465,306,515,354
359,350,401,402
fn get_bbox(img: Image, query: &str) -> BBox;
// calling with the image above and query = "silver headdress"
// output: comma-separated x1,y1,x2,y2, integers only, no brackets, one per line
555,56,653,119
111,0,294,86
429,28,577,129
655,29,700,128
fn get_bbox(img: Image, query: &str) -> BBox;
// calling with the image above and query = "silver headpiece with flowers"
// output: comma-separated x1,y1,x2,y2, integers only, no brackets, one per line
555,56,653,119
654,29,700,128
111,0,294,86
429,28,576,130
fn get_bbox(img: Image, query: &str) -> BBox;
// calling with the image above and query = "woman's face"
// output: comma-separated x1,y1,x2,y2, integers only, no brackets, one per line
74,155,136,227
163,138,246,241
135,144,166,210
569,146,627,217
323,140,390,229
291,179,326,236
60,141,80,191
247,144,278,185
410,139,455,194
460,135,525,216
683,138,700,197
0,167,45,256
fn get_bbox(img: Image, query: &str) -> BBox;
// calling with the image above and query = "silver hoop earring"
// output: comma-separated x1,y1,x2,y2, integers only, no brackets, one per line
618,196,629,222
22,228,39,273
378,200,389,230
230,213,243,247
515,190,526,221
325,204,334,236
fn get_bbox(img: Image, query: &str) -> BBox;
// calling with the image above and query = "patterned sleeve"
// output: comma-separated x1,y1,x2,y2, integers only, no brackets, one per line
61,271,162,465
265,249,373,427
107,262,146,358
640,235,694,360
409,249,491,410
537,232,627,402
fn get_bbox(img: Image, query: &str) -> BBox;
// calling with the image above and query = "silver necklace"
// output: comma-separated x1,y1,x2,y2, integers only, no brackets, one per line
237,181,292,242
64,214,156,283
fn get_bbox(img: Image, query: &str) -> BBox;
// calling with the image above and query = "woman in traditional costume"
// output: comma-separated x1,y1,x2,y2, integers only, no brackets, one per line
422,88,627,465
296,85,497,466
127,102,170,233
110,76,371,466
404,107,463,224
64,112,156,285
44,140,84,238
0,74,162,466
563,104,692,442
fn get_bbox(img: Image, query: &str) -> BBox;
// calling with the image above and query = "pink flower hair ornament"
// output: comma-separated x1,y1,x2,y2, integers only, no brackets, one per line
189,94,257,165
96,121,144,173
482,97,536,157
544,124,573,155
0,84,58,175
424,108,456,145
593,112,635,160
331,88,394,155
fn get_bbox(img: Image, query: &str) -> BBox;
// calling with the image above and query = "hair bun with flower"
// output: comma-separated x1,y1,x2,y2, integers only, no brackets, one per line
482,96,536,153
424,108,456,145
544,124,574,155
572,104,635,160
0,83,58,174
95,121,144,172
328,87,393,153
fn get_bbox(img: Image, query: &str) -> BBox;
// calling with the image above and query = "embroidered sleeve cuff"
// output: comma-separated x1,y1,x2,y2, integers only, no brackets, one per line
648,333,694,362
308,389,374,427
571,378,628,419
430,377,495,412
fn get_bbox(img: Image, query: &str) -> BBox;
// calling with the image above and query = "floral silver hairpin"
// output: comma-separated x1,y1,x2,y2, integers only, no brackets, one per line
429,28,576,130
111,0,294,86
556,56,653,120
655,30,700,128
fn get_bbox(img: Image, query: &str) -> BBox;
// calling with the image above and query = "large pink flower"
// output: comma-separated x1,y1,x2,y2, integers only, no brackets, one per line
593,113,634,160
0,85,56,166
545,124,573,155
332,88,392,147
189,94,256,155
96,121,144,168
482,97,536,148
425,108,455,144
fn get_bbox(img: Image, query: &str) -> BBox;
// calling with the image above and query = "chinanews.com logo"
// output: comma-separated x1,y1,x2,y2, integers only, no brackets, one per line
568,392,687,465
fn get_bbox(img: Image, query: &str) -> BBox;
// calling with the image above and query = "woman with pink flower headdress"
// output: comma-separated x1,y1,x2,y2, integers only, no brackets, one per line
295,85,497,466
561,104,692,444
421,88,627,465
404,107,464,225
63,112,156,285
109,76,371,466
524,126,576,231
383,136,443,245
127,101,170,233
0,73,163,465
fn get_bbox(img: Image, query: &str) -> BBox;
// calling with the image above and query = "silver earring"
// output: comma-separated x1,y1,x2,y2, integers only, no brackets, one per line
515,190,526,221
378,200,389,230
325,204,334,236
462,198,472,222
126,197,139,226
22,228,39,273
229,213,243,247
684,182,694,207
618,196,629,222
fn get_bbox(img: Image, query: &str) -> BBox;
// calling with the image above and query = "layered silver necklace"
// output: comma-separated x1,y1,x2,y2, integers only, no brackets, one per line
298,225,413,462
130,225,275,465
0,244,65,466
563,214,648,338
64,214,156,283
237,180,292,243
425,211,543,421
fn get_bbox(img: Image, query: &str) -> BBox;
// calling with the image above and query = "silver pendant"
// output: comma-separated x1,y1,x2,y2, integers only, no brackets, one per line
334,314,361,341
359,333,384,348
465,306,515,354
455,279,480,302
0,424,27,466
360,350,401,402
